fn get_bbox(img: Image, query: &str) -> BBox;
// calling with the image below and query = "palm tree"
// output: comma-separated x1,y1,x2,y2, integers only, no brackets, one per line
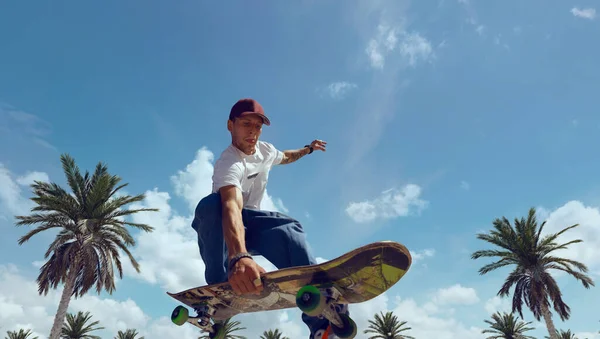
260,329,288,339
545,329,578,339
198,318,246,339
482,311,536,339
363,311,414,339
114,329,144,339
5,329,38,339
14,153,158,339
60,311,104,339
471,207,595,339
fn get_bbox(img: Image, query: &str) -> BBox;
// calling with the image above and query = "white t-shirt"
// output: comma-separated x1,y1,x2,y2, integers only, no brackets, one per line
212,140,284,210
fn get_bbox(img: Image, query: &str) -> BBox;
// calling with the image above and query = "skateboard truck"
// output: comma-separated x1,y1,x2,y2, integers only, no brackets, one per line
296,285,357,338
193,303,216,329
171,303,227,338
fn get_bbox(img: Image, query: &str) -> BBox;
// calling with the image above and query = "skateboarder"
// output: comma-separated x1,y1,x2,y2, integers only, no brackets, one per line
191,98,349,338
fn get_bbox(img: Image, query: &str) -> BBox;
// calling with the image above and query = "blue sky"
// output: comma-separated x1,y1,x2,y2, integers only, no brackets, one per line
1,0,600,338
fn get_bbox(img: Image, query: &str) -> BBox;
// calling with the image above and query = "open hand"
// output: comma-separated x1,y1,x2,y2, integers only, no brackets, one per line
228,257,266,296
310,139,327,152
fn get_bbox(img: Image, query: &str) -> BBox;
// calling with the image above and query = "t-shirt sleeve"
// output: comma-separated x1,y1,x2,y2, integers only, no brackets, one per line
265,142,284,166
212,157,244,192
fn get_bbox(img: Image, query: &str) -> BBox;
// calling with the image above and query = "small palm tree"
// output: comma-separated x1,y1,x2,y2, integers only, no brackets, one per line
545,329,578,339
471,208,595,339
482,311,536,339
198,318,246,339
114,329,144,339
60,311,104,339
5,329,38,339
14,154,157,339
363,311,414,339
260,329,288,339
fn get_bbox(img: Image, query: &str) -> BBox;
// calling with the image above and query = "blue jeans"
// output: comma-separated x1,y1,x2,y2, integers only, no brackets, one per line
191,192,335,337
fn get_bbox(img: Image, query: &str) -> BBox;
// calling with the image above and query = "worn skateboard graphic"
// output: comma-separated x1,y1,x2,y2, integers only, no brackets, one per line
167,241,412,339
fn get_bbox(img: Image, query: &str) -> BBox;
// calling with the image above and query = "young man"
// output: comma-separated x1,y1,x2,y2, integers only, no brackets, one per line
191,98,349,338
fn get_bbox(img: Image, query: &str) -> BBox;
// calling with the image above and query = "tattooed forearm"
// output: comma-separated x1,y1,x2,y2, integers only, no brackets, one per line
279,147,311,165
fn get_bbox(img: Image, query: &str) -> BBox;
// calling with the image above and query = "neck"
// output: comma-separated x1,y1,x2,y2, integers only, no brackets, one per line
232,140,256,155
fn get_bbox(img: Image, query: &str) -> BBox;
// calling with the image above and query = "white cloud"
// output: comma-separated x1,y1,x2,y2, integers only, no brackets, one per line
170,147,215,213
399,31,434,67
433,284,480,306
122,188,204,292
0,264,204,339
381,294,483,339
484,295,512,315
575,331,600,339
366,24,433,69
345,184,428,223
260,188,289,213
411,248,435,263
571,7,596,20
539,200,600,275
0,164,47,219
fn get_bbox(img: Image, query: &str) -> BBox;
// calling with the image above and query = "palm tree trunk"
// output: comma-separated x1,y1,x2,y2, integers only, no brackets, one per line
541,302,559,339
48,266,77,339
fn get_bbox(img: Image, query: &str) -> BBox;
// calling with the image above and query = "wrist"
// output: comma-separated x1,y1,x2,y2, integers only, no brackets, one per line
228,252,253,270
304,144,313,154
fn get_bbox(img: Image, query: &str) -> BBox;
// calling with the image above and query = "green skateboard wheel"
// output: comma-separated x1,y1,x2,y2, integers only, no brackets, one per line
296,285,327,317
171,305,189,326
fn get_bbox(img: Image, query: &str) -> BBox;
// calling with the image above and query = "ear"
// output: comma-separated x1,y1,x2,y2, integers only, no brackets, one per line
227,119,233,132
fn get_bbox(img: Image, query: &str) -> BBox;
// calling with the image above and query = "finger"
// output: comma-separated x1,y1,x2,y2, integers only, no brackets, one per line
250,271,264,294
239,275,256,295
229,276,243,295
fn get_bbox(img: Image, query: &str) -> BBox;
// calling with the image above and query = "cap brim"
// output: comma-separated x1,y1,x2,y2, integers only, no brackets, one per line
239,112,271,126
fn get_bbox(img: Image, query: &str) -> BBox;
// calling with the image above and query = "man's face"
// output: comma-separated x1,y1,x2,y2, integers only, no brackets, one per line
228,114,264,154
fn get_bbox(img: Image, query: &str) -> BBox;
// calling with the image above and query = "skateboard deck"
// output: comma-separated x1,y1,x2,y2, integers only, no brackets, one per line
167,241,412,337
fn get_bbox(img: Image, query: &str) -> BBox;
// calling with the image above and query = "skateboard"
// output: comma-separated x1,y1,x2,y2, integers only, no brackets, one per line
167,241,412,339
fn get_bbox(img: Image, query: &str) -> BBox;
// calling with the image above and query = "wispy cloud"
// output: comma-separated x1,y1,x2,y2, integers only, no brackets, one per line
318,81,358,100
343,6,435,169
571,7,596,20
366,24,434,69
457,0,486,36
411,248,435,263
0,103,55,150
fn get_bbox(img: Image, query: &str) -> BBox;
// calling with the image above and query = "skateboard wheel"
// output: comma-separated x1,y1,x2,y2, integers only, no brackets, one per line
296,285,327,317
330,313,357,339
171,305,189,326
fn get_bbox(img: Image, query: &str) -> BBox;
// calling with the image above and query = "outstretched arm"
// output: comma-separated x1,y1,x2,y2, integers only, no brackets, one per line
279,139,327,165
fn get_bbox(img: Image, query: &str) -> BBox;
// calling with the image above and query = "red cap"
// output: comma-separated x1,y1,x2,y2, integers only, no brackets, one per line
229,98,271,126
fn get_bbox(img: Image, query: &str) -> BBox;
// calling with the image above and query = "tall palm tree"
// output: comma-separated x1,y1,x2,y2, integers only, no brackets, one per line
482,311,536,339
363,311,415,339
260,329,288,339
545,329,578,339
14,153,158,339
114,329,144,339
198,318,246,339
60,311,104,339
5,329,38,339
471,207,595,339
